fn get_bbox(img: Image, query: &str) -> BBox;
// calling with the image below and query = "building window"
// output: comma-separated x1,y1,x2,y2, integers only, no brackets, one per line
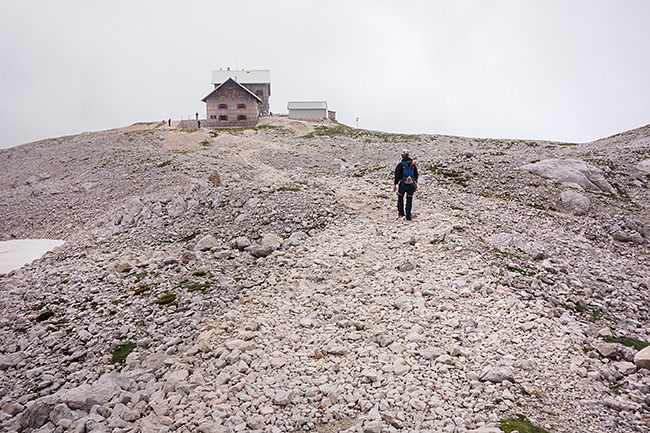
236,91,245,97
217,90,228,97
238,115,247,121
218,104,228,110
237,103,246,109
210,115,216,119
219,115,228,121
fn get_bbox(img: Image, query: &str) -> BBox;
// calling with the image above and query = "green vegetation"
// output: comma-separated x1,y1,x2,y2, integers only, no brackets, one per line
277,186,301,192
424,164,471,187
133,271,148,281
603,336,649,351
157,159,172,168
573,304,604,322
506,265,536,277
35,310,55,322
124,129,155,137
133,285,151,295
191,270,208,277
608,383,621,395
301,123,420,143
208,124,290,135
111,342,136,363
177,279,211,293
499,415,549,433
351,165,385,178
155,291,177,305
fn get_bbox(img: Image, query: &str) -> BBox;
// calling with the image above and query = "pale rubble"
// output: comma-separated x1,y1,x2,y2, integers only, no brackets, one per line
0,118,649,432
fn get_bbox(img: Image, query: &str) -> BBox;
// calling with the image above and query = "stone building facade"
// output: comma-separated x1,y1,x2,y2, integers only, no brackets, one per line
211,69,271,116
201,78,262,127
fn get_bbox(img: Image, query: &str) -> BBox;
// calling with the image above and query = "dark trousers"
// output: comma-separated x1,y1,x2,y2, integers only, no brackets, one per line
397,182,415,219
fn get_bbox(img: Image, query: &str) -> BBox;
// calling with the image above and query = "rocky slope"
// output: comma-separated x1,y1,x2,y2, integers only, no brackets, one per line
0,117,649,433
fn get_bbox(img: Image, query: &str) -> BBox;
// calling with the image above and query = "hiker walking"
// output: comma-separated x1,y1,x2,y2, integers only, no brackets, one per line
393,149,418,220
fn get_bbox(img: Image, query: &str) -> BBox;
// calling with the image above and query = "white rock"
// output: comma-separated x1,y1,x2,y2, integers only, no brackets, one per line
634,346,650,370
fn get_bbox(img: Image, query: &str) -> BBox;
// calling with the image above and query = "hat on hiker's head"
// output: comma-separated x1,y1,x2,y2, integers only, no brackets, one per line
401,149,409,156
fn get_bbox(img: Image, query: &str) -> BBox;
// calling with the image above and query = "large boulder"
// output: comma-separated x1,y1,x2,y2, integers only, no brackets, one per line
636,159,650,174
247,233,283,258
559,190,590,216
195,234,220,251
58,371,129,411
634,346,650,370
487,232,546,260
18,397,57,430
522,159,616,195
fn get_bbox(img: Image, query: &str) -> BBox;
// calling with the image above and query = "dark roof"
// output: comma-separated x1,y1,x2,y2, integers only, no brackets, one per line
201,77,263,103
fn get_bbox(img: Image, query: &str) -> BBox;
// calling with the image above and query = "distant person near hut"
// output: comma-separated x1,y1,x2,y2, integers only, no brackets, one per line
393,149,418,220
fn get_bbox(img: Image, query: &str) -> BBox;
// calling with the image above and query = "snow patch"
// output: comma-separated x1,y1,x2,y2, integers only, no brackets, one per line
0,239,64,274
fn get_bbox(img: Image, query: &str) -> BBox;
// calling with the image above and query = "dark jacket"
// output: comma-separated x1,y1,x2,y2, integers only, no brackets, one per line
394,157,418,185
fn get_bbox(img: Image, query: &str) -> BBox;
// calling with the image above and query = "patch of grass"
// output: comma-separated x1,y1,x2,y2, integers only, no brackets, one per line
506,265,536,277
301,123,420,142
351,165,385,178
603,336,649,351
155,291,177,305
574,304,603,322
35,310,55,322
192,270,208,277
178,279,211,293
200,140,211,147
608,383,621,395
499,415,549,433
111,342,136,364
277,186,300,192
134,285,151,295
424,164,471,187
157,160,172,168
133,271,147,281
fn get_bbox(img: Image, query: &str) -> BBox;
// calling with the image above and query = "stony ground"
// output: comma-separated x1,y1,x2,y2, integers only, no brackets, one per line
0,117,649,433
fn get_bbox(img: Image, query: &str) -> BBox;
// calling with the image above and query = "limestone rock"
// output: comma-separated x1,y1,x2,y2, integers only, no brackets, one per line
247,233,283,258
559,190,590,215
487,232,546,260
195,234,219,251
522,158,617,195
208,171,222,187
114,256,136,273
480,366,514,383
634,346,650,370
60,371,128,411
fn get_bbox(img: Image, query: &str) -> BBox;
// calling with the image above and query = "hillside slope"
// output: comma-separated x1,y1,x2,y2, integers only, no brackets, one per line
0,118,649,432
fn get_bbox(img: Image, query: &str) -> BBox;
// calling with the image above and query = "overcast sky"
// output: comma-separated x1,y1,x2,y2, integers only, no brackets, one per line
1,0,649,149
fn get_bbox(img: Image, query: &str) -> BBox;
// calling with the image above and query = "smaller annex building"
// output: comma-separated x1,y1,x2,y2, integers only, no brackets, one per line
288,101,333,120
201,78,262,127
